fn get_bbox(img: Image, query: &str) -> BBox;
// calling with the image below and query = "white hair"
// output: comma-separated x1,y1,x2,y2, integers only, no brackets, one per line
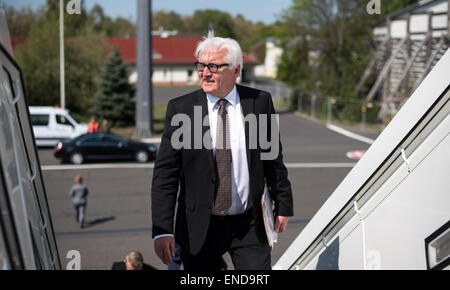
195,36,243,75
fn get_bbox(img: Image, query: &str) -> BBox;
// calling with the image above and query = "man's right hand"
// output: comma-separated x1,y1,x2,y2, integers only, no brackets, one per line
154,236,175,265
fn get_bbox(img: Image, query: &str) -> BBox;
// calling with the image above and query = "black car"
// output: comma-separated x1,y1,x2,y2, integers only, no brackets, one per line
54,133,157,165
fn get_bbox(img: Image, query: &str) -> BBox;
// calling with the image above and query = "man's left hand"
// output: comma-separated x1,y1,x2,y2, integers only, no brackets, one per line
275,216,289,233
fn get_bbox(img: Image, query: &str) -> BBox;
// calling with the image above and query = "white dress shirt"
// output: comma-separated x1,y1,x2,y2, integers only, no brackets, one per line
206,86,251,216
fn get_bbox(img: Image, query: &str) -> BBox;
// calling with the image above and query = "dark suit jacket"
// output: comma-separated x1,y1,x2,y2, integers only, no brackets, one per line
111,261,157,270
151,84,294,255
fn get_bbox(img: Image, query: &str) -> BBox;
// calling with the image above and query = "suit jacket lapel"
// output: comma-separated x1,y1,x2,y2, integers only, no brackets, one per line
237,85,254,172
194,90,216,173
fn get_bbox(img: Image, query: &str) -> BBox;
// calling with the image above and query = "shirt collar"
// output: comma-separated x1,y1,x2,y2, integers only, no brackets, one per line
206,86,238,109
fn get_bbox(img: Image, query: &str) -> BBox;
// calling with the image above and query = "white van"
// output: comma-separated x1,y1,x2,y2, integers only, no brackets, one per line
29,106,88,147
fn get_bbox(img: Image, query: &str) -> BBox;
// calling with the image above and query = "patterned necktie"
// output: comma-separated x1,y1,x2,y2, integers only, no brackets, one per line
215,99,232,214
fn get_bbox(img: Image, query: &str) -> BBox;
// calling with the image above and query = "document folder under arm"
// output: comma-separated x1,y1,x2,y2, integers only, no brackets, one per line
261,186,278,247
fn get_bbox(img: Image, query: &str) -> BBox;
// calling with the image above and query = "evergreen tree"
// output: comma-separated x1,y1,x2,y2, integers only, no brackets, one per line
91,48,135,127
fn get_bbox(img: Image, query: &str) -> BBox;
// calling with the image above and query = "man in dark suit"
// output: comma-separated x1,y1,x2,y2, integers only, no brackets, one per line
151,36,293,270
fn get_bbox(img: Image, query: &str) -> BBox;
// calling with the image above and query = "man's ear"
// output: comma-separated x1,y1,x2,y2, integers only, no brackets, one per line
235,65,241,77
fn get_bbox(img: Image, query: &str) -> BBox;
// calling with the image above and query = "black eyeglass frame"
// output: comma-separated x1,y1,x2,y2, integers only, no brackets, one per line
194,62,230,73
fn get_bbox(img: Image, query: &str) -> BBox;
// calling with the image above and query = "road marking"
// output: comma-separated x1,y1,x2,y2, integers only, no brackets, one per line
140,137,161,144
42,163,155,170
42,162,355,171
326,124,375,145
346,150,367,160
56,227,152,237
285,163,356,168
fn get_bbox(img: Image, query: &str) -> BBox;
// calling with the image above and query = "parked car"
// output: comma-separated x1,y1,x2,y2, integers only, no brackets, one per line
54,133,157,164
29,106,88,147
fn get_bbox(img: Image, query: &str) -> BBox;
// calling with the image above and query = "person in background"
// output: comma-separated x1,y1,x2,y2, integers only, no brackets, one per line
88,117,99,133
99,118,110,133
111,251,156,270
69,175,88,228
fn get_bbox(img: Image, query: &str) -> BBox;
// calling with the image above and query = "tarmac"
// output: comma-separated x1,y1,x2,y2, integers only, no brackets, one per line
39,94,376,269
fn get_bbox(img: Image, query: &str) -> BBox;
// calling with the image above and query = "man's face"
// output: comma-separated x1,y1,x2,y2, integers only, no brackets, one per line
197,48,240,98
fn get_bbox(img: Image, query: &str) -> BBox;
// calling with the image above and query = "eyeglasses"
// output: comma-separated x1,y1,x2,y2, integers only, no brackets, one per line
194,62,230,73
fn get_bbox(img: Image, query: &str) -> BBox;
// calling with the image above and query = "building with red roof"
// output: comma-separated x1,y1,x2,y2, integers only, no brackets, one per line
107,35,260,85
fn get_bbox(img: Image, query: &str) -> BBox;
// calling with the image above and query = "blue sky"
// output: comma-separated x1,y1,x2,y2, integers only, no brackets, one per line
3,0,293,24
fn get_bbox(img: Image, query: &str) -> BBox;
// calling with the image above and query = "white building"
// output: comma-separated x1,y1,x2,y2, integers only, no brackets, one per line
250,38,283,79
108,35,260,86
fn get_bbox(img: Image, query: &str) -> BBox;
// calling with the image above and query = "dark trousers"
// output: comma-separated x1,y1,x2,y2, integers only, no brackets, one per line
181,209,271,270
74,204,86,227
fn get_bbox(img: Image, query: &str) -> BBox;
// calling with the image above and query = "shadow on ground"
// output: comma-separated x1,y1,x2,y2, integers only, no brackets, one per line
85,216,116,228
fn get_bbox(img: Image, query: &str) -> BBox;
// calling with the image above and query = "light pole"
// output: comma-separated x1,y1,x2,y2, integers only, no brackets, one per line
59,0,65,109
135,0,154,137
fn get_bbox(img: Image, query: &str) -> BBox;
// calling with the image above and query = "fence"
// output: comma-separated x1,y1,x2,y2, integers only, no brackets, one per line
248,80,293,102
297,92,387,129
247,81,388,130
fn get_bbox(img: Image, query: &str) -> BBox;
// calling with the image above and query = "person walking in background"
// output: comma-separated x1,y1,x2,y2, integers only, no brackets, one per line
70,175,88,228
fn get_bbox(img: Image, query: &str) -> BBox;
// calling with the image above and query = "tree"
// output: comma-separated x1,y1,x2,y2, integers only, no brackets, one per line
276,0,422,98
14,17,60,108
91,48,135,127
64,32,109,114
110,17,136,37
232,14,268,52
86,4,136,37
13,1,109,116
150,9,274,53
43,0,89,37
383,0,421,14
186,9,237,39
277,37,311,89
152,10,184,31
86,4,111,35
2,5,43,38
277,0,379,97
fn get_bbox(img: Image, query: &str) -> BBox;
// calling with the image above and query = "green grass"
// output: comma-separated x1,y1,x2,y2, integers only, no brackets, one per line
109,102,167,140
273,97,292,112
153,102,167,134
